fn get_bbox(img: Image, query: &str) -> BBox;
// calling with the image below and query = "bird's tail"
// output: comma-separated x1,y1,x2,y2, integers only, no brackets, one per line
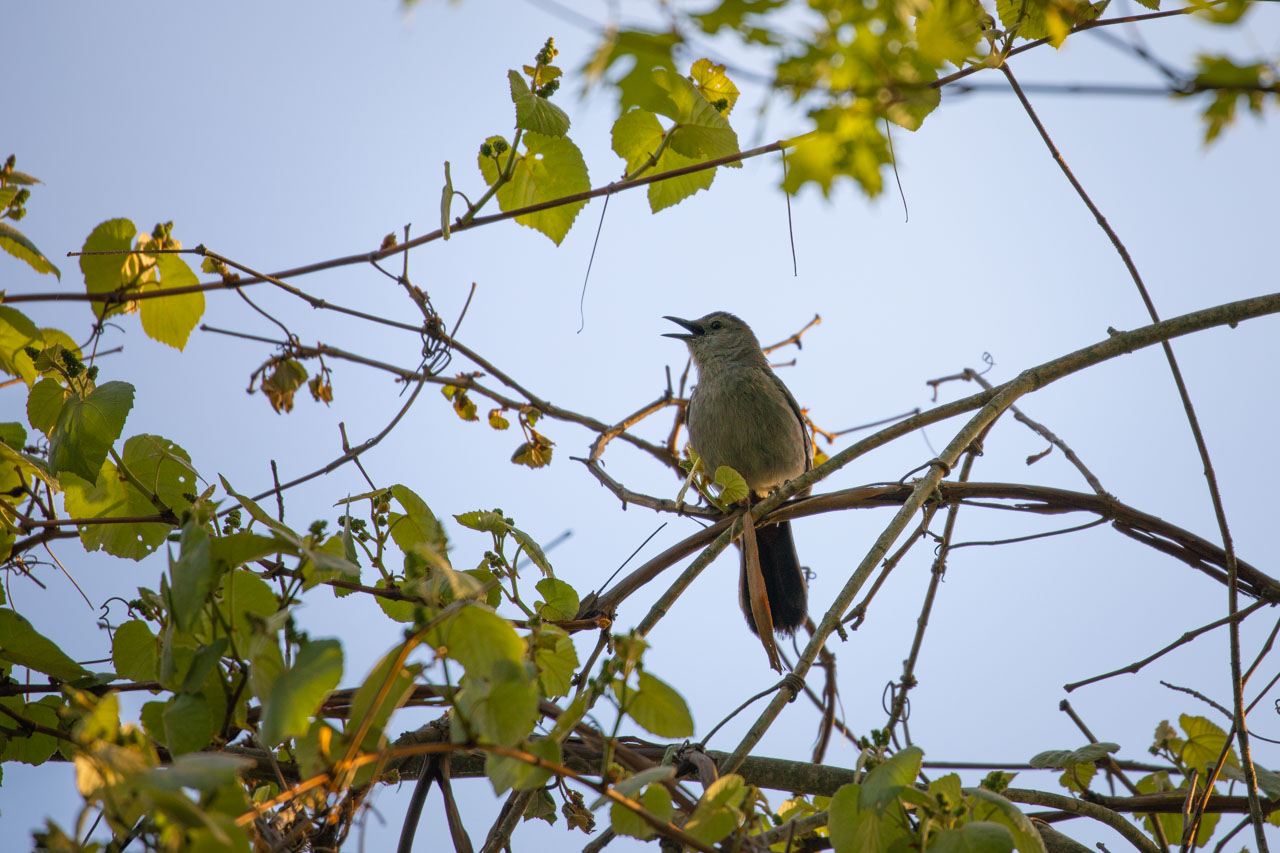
739,520,808,635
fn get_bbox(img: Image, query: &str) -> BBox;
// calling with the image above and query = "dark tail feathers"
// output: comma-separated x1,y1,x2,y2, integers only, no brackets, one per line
739,520,808,635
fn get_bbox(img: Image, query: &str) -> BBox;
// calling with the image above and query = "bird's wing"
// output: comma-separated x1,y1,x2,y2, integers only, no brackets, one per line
770,370,812,473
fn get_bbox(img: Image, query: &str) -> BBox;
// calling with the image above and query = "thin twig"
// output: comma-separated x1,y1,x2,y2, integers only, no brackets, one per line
1001,61,1267,850
1065,601,1270,692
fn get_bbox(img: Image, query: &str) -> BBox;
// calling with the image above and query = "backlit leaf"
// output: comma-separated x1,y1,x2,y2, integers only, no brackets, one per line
478,132,590,246
141,251,204,350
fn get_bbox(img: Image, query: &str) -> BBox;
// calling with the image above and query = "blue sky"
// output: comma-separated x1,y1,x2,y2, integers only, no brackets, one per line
4,1,1279,850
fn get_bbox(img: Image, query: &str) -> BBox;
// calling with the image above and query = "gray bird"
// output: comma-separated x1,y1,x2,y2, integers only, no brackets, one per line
664,311,810,635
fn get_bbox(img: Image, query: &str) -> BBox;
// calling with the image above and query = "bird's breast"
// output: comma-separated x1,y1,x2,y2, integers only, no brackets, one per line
687,367,806,495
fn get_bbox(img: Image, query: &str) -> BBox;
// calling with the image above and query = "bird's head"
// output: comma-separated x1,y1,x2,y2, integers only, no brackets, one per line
663,311,765,367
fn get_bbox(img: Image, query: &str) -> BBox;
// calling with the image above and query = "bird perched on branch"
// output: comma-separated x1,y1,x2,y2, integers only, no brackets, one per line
664,311,810,636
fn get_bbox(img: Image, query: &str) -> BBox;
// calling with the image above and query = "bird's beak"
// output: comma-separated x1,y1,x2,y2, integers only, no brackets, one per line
662,316,704,340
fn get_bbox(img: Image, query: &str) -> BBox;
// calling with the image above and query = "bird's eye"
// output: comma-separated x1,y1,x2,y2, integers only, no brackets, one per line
709,320,722,330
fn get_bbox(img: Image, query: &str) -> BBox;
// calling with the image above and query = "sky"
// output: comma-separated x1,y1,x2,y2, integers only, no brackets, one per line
4,0,1280,850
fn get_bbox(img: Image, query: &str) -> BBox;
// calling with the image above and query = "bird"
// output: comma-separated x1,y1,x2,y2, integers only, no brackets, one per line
664,311,810,635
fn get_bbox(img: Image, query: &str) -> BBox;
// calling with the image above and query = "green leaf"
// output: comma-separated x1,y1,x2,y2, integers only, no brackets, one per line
1058,762,1095,793
63,454,180,561
0,422,25,450
642,68,739,162
477,132,590,246
123,434,197,512
48,380,134,481
162,693,214,755
608,65,741,212
454,509,507,533
456,658,540,747
583,28,682,111
535,578,578,621
180,637,228,694
930,773,965,809
27,377,71,435
610,782,673,840
785,103,890,198
260,638,343,747
609,766,677,803
0,696,62,765
428,604,524,675
298,533,359,587
828,783,869,853
141,253,204,350
617,671,693,738
373,578,416,623
509,69,571,137
862,746,924,813
388,484,448,567
0,608,90,681
347,649,420,751
79,218,139,319
0,440,57,496
994,0,1107,46
967,787,1048,853
1190,56,1269,144
145,752,252,792
1179,714,1236,770
714,466,748,504
1134,772,1219,846
612,108,667,175
929,823,1015,853
112,619,159,682
684,773,746,845
0,221,60,278
917,0,989,67
484,736,561,794
1029,742,1119,769
0,305,42,385
169,524,215,632
219,476,300,543
209,532,280,572
532,626,578,698
511,525,553,576
690,58,740,116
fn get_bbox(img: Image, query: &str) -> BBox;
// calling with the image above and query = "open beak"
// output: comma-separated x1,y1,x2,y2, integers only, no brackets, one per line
662,315,704,341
